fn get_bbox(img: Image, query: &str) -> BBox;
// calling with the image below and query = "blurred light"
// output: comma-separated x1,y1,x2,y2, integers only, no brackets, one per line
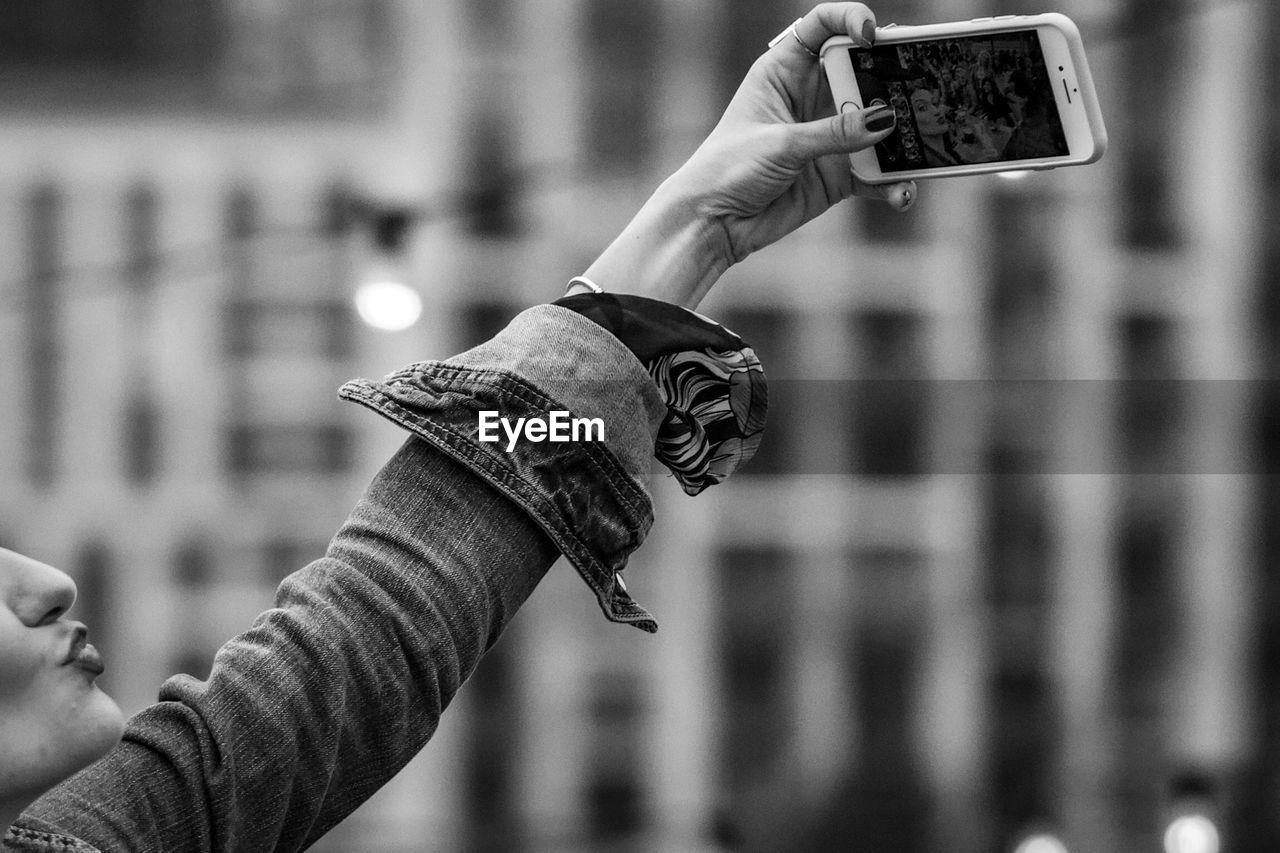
997,170,1032,181
1014,833,1069,853
354,279,422,331
1163,814,1220,853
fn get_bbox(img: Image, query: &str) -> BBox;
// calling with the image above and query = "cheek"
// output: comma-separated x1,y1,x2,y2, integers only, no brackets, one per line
0,632,45,707
0,667,124,799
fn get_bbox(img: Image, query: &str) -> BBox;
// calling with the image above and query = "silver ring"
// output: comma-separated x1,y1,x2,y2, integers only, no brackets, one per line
566,275,604,294
768,18,819,58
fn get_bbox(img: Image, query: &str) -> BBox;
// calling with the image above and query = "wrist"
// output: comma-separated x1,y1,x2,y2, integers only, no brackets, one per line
582,179,731,310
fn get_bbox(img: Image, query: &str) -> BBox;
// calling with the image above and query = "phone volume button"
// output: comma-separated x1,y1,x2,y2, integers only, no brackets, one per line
970,16,993,22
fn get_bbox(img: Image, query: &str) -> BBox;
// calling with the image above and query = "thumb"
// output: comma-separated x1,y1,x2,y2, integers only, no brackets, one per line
788,104,897,161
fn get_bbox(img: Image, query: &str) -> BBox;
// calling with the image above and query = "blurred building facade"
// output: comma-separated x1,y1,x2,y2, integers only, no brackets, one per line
0,1,1276,852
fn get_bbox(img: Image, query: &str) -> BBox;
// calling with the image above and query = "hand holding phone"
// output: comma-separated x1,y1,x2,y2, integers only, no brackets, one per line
821,13,1107,183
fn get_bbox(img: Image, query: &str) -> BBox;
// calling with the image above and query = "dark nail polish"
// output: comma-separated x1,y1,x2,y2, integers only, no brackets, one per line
862,19,877,46
864,105,895,133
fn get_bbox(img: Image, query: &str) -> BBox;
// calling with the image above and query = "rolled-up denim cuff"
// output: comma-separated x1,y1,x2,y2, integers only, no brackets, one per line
339,305,665,632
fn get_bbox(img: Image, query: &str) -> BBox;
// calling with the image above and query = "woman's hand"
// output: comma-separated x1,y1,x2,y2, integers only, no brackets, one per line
680,3,916,261
584,3,916,309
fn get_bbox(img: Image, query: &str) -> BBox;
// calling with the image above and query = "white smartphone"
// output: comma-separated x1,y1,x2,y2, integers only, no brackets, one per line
820,13,1107,183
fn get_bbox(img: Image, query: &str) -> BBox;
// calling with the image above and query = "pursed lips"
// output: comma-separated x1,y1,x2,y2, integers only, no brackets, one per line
62,623,105,676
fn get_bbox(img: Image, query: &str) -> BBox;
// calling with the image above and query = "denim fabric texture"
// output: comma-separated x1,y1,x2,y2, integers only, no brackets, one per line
7,305,664,852
339,304,667,631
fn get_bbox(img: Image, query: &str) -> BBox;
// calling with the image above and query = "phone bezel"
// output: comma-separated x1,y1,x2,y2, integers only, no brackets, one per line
820,14,1107,183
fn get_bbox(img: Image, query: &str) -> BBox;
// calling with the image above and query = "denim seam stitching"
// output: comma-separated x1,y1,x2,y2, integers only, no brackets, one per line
6,827,99,850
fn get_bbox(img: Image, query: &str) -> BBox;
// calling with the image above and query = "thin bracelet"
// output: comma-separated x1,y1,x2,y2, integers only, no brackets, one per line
566,275,604,295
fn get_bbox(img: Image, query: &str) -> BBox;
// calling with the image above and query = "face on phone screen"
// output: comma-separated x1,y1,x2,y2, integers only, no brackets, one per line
848,30,1069,173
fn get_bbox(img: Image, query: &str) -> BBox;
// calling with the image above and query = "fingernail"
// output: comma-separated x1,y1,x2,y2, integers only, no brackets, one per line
862,20,877,46
863,104,895,133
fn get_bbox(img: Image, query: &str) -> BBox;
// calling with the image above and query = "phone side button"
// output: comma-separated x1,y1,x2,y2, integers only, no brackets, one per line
840,101,861,114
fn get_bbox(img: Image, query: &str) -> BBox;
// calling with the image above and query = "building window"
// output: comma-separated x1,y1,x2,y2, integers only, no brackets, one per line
986,478,1052,610
1109,499,1181,841
585,673,647,845
0,1,214,72
586,774,645,844
318,182,353,241
1118,0,1185,248
124,183,160,292
849,309,929,476
173,538,215,586
984,475,1056,836
0,0,391,114
985,190,1055,470
224,300,353,359
123,393,161,485
318,182,355,292
989,667,1053,829
1112,506,1179,699
218,0,391,112
225,423,352,476
464,640,524,851
717,546,793,785
851,547,927,627
463,117,523,239
1242,7,1280,843
583,0,659,173
838,547,930,850
25,183,61,487
225,184,257,241
224,186,258,294
1116,314,1183,469
987,190,1053,374
466,0,511,49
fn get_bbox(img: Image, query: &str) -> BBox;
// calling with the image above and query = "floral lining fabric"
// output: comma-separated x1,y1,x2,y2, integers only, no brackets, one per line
554,293,767,495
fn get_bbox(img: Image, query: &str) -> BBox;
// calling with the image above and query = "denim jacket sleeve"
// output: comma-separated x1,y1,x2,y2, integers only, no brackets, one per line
13,304,666,853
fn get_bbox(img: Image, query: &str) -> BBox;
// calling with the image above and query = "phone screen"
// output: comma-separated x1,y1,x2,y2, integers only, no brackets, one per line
848,30,1069,172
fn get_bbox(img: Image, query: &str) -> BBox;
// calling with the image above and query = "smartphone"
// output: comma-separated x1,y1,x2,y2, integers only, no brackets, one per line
820,13,1106,183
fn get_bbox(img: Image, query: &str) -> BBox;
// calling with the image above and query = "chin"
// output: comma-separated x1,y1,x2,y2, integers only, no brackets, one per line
0,692,125,812
69,688,126,773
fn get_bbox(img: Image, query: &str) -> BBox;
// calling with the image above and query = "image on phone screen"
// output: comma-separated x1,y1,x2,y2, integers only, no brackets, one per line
848,30,1069,172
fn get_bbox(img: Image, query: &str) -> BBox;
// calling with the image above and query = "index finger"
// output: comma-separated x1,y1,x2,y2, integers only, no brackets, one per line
794,2,877,56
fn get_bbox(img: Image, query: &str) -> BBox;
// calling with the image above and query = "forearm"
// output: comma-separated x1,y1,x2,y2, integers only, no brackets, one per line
582,175,731,309
25,440,559,852
27,306,667,851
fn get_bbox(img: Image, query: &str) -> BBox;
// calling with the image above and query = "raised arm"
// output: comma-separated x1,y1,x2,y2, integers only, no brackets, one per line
22,308,665,851
10,5,912,851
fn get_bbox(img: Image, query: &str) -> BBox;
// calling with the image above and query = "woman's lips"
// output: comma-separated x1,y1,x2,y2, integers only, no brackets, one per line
63,625,105,676
73,643,105,676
